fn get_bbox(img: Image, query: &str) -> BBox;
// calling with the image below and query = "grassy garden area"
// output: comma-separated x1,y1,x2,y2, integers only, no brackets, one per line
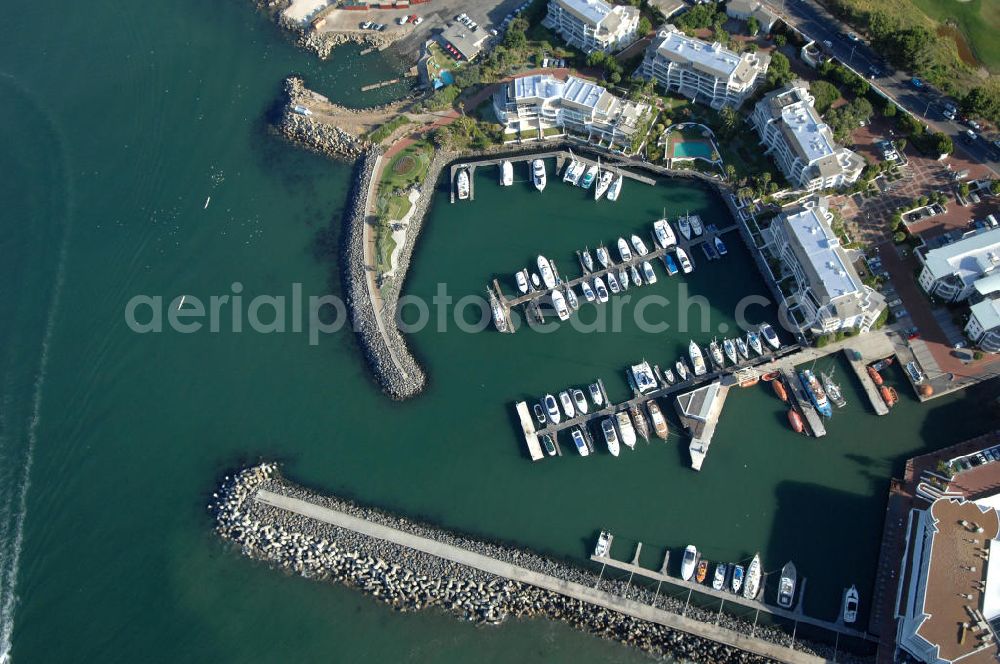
374,140,434,275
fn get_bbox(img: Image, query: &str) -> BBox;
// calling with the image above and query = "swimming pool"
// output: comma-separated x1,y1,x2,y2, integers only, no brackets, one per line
672,140,714,160
440,70,455,85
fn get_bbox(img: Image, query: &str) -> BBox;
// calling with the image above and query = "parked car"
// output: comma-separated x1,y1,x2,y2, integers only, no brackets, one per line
868,67,881,79
887,298,902,307
964,129,978,142
848,32,859,42
977,453,988,465
413,16,423,25
967,119,982,131
943,104,957,120
822,39,833,49
911,77,924,88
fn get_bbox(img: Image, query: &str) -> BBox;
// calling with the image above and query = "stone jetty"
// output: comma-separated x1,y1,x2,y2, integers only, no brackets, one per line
211,464,872,664
276,77,369,161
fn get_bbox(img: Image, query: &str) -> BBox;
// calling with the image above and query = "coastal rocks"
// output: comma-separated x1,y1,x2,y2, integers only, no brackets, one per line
211,464,872,664
298,29,397,60
276,77,368,161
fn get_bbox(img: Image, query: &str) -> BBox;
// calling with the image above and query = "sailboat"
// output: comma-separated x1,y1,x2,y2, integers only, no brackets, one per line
594,162,614,200
596,245,611,269
743,553,762,599
581,248,594,272
735,336,749,359
822,370,847,408
605,171,623,201
723,338,737,365
678,214,692,241
489,290,507,332
629,405,649,442
747,330,763,356
708,339,725,369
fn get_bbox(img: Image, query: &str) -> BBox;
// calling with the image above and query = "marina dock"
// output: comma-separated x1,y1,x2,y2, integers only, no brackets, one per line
844,349,890,416
590,547,875,644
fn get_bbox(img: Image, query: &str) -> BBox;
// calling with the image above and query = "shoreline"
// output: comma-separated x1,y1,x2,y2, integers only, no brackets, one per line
211,464,870,663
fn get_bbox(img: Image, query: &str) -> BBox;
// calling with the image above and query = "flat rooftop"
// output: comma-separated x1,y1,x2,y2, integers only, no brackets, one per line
921,227,1000,284
783,204,861,301
652,26,763,83
554,0,611,26
971,298,1000,330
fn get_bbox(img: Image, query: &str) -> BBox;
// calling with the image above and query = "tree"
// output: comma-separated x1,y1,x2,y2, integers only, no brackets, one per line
992,180,1000,195
766,51,792,89
638,17,652,36
675,3,718,30
897,113,923,136
894,138,907,152
504,18,528,48
725,163,737,181
747,16,760,36
883,102,897,118
959,182,971,198
586,50,607,68
961,86,1000,123
809,80,840,114
774,34,787,47
928,132,953,156
719,105,739,137
893,231,907,243
609,71,622,84
712,26,729,44
849,98,874,124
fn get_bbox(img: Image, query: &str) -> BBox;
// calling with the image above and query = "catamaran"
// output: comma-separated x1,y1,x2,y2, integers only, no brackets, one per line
581,248,595,272
457,169,470,200
647,400,668,439
681,545,699,581
777,562,797,608
709,339,725,369
653,218,676,249
630,361,657,394
596,245,611,269
641,261,657,285
532,159,546,191
593,277,609,303
605,172,623,201
760,323,780,350
537,255,556,289
601,418,620,456
559,390,576,418
606,271,620,294
617,237,633,262
689,340,707,376
580,280,596,302
690,214,704,237
501,160,513,186
630,234,649,256
580,163,598,189
678,214,692,240
723,338,737,365
675,247,693,274
551,289,570,321
544,394,561,424
594,168,614,200
562,159,582,185
571,427,589,456
615,411,636,449
661,253,679,276
747,330,763,356
515,270,528,294
743,553,762,599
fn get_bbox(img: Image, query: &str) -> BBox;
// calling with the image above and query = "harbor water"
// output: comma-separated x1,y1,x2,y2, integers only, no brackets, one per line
1,0,997,661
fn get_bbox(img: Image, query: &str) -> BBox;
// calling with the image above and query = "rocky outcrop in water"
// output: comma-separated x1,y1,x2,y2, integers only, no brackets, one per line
276,77,369,160
211,464,871,664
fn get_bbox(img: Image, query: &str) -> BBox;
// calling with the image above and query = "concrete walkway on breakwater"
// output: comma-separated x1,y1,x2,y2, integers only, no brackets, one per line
255,489,830,664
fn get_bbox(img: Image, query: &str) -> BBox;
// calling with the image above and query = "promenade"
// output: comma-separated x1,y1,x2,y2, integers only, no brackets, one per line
256,489,832,664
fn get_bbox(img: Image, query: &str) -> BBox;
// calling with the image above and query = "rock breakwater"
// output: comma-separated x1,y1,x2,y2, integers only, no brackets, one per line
211,464,871,664
276,77,369,161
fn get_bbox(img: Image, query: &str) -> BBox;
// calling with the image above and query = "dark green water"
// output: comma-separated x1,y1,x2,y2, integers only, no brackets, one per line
0,0,997,662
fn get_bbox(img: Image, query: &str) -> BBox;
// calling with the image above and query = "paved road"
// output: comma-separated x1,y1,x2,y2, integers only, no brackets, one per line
765,0,999,176
256,489,829,664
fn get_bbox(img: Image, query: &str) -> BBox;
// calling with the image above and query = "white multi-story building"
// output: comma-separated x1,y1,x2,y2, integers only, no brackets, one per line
896,496,1000,664
917,228,1000,302
966,298,1000,353
762,197,885,335
751,82,865,191
542,0,639,53
493,74,650,150
726,0,778,33
636,25,769,109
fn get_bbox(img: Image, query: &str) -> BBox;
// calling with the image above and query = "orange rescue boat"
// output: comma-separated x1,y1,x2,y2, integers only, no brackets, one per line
880,386,898,407
762,371,780,382
788,409,804,433
696,560,708,583
772,379,788,402
867,366,884,386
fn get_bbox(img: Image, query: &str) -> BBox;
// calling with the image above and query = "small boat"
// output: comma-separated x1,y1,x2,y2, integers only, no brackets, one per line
551,289,570,321
594,168,614,200
515,270,529,294
203,196,211,209
571,427,589,456
788,408,804,433
563,159,582,185
747,330,763,356
709,339,725,369
565,285,579,310
630,234,649,256
532,159,547,191
647,400,668,439
630,361,658,395
743,553,762,599
867,366,884,386
581,248,595,272
589,383,604,407
653,218,676,249
714,236,728,256
544,394,561,424
675,359,689,381
594,530,611,556
615,411,636,449
501,160,513,186
731,565,745,594
762,371,780,381
596,245,611,269
593,277,609,303
630,264,642,287
662,253,679,276
773,380,788,402
871,357,894,372
490,291,507,333
760,323,780,350
537,255,556,289
617,238,633,263
881,385,898,407
690,214,704,237
457,169,470,200
663,367,676,384
630,405,649,442
573,389,589,414
777,562,797,609
618,268,629,291
540,433,556,456
689,340,707,377
607,271,621,294
675,247,693,274
559,390,576,418
702,240,718,261
531,273,541,289
843,585,859,624
642,261,657,284
580,280,596,302
680,545,699,581
822,371,847,408
723,338,737,365
580,163,598,189
696,560,709,584
800,369,833,418
606,173,623,201
735,336,749,359
678,214,692,241
712,563,728,591
532,402,546,424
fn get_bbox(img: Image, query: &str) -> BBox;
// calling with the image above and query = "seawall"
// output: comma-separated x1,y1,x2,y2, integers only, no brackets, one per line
211,464,870,664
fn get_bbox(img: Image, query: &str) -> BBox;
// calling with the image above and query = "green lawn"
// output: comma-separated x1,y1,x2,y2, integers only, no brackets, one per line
909,0,1000,72
374,220,396,275
377,140,433,224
